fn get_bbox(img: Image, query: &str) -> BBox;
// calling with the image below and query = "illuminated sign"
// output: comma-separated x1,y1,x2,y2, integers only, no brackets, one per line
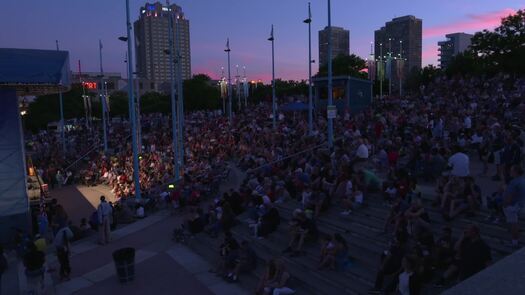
147,4,155,11
82,82,97,90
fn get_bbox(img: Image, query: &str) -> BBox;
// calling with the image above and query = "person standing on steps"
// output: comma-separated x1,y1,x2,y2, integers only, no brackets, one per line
54,224,74,281
503,165,525,248
97,195,113,245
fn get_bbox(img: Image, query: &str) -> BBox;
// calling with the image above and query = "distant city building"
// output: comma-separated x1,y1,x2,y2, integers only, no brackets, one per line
438,32,473,68
71,72,157,97
318,26,350,66
134,2,191,92
374,15,422,92
72,72,122,94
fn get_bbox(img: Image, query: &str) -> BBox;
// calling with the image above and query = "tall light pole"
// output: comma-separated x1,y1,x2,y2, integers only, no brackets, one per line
326,0,334,148
98,40,108,153
399,40,403,97
124,0,141,200
225,39,232,124
243,66,248,108
175,16,184,169
220,67,226,114
56,40,66,156
166,0,180,180
268,25,276,129
379,42,383,100
386,38,392,96
235,65,241,111
304,2,313,136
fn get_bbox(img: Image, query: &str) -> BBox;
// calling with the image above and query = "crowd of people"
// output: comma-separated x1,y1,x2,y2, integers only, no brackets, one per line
178,73,525,294
13,72,525,294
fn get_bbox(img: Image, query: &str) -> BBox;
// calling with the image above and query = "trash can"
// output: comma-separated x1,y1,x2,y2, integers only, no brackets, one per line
112,247,135,283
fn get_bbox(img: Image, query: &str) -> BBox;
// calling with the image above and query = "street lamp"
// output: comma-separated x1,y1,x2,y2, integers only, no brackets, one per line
399,40,404,97
326,0,334,148
166,0,180,180
304,2,313,136
175,16,184,169
379,42,383,100
55,40,66,155
268,25,276,129
98,40,109,154
123,0,141,200
236,64,241,111
225,39,233,124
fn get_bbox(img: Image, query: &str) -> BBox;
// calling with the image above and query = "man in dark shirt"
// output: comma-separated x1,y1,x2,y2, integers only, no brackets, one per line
436,224,491,286
458,224,491,279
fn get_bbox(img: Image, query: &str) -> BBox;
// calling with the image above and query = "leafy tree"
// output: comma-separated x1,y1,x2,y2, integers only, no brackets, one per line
183,74,221,111
405,65,442,93
469,9,525,75
447,9,525,76
25,85,92,132
108,91,129,118
140,92,169,114
316,54,367,79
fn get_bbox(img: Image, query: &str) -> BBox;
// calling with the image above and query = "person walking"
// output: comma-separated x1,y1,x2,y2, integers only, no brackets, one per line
23,242,45,293
97,196,113,245
54,225,73,281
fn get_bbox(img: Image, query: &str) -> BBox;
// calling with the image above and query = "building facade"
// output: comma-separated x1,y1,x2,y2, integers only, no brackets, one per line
374,15,422,92
134,2,191,92
438,33,473,68
318,26,350,67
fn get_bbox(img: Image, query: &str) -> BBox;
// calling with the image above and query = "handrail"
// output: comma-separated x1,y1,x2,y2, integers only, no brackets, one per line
249,135,345,172
63,141,101,171
63,134,132,171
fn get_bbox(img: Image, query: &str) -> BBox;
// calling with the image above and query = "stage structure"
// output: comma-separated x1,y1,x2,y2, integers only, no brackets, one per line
0,48,70,243
312,75,373,114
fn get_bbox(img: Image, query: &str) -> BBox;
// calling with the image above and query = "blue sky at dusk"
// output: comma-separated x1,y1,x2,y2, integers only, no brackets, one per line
1,1,522,82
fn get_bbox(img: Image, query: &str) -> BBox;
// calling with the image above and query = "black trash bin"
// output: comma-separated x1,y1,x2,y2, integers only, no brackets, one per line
113,247,135,283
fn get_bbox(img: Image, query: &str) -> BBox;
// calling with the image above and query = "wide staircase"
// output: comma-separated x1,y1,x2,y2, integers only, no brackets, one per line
185,165,525,295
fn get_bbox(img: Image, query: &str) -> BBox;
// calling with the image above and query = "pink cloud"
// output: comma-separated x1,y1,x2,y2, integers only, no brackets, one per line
424,8,516,38
422,43,439,66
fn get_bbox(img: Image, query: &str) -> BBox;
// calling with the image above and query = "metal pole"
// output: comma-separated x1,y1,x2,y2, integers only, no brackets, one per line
135,76,142,149
243,66,248,108
269,25,276,129
99,40,108,153
125,0,141,200
167,0,180,180
236,65,241,111
379,43,383,100
225,39,232,124
305,3,313,135
56,40,66,156
176,17,184,169
327,0,334,148
399,40,403,97
386,38,392,96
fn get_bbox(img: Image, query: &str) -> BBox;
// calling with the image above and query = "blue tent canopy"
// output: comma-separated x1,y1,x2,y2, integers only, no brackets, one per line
0,48,70,95
279,102,309,112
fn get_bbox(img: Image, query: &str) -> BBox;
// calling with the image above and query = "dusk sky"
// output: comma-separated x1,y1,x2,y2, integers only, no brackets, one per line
1,1,521,82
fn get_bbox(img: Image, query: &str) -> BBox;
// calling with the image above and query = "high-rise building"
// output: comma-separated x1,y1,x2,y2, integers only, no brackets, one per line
438,33,473,68
318,26,350,67
134,2,191,92
374,15,422,91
